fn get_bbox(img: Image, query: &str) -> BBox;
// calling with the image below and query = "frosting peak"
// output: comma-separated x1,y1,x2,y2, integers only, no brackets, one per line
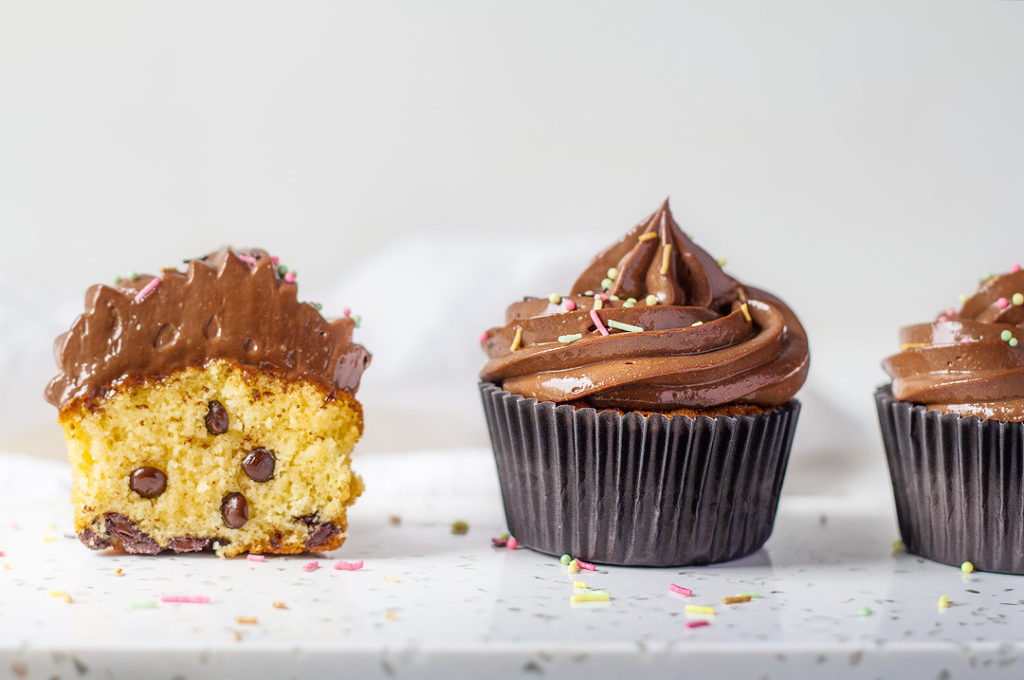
480,200,809,411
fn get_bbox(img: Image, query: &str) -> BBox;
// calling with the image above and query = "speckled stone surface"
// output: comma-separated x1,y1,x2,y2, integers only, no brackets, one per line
2,449,1024,679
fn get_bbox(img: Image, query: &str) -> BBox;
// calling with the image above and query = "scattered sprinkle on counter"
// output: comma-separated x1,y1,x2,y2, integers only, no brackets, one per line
571,591,610,603
386,611,398,621
302,561,319,572
892,540,904,553
385,576,400,583
961,561,974,574
859,606,872,617
451,520,469,535
389,515,402,526
573,581,587,589
114,567,124,576
567,559,579,574
334,560,364,571
723,595,752,605
560,554,571,565
247,554,265,562
938,595,950,609
130,600,157,609
42,536,56,543
686,605,715,615
685,620,710,629
737,592,760,599
506,537,518,550
48,589,72,603
669,584,693,597
236,616,259,625
576,559,596,571
161,595,210,604
272,601,288,609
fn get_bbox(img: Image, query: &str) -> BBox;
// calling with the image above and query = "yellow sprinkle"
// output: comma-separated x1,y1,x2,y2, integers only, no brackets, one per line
892,540,904,552
42,536,56,543
723,595,752,605
236,616,259,625
510,327,523,352
272,601,288,609
961,561,974,574
691,321,703,327
385,576,400,583
593,297,603,310
48,590,72,603
567,560,580,574
606,267,619,280
938,595,950,609
716,257,728,267
638,231,658,242
45,522,55,531
3,564,9,570
548,293,562,305
571,591,610,603
645,294,658,306
740,303,751,323
959,294,968,304
573,581,587,589
660,244,672,275
901,342,929,351
686,605,715,615
736,287,748,302
386,611,397,621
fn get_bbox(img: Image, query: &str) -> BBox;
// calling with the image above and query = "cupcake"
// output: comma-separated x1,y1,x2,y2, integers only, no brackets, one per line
479,199,809,566
879,265,1024,573
45,247,370,557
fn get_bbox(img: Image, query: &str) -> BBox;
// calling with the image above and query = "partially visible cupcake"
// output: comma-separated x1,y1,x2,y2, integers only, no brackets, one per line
879,265,1024,573
478,199,809,567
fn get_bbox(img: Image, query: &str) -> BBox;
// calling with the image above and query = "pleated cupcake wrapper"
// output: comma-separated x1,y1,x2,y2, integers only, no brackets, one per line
479,382,800,567
876,385,1024,574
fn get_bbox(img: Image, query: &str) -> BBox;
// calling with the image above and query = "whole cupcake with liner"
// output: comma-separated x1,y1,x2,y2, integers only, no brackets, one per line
46,247,370,557
479,199,809,566
879,264,1024,573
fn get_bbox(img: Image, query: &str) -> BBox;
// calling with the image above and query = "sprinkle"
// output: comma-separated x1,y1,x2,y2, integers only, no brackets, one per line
564,299,577,311
129,271,139,281
384,575,400,583
560,554,571,565
48,589,72,603
386,611,398,621
161,595,210,604
938,595,950,609
600,278,614,290
238,254,257,265
278,264,289,276
1013,263,1022,273
645,294,658,306
590,309,609,336
506,537,519,550
478,331,489,343
45,522,55,530
273,601,288,609
1014,293,1024,306
959,294,968,304
343,307,351,317
133,277,161,303
491,537,507,548
716,257,728,267
962,338,972,344
685,620,710,629
576,559,596,571
334,560,364,571
548,293,562,305
236,617,259,625
302,561,320,572
859,606,872,617
961,561,974,574
130,600,157,609
271,256,280,266
622,301,635,308
737,287,748,302
558,333,583,344
691,321,703,327
114,276,122,284
607,320,644,333
115,568,123,576
607,267,619,279
573,581,587,589
389,515,402,526
638,231,657,242
1012,338,1020,348
1001,330,1013,342
247,554,265,562
660,244,672,275
669,584,693,596
947,308,956,317
984,271,993,280
901,342,929,351
0,551,4,558
42,536,56,543
284,272,296,283
740,303,751,323
938,316,948,323
685,605,715,615
593,297,603,310
510,326,523,352
736,592,760,598
567,560,579,574
451,520,469,535
571,591,610,603
723,595,752,605
892,540,904,552
998,298,1010,309
584,290,594,296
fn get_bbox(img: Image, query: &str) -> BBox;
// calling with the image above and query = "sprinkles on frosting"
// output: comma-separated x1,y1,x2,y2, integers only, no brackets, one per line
548,293,562,305
638,231,657,242
558,333,583,344
590,310,610,336
564,299,577,311
237,254,257,265
645,294,658,306
607,320,644,333
133,278,161,303
1014,293,1024,306
660,244,672,275
510,327,523,352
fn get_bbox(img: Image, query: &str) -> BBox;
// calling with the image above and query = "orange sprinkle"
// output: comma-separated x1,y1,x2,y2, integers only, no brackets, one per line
736,287,748,302
638,231,658,242
723,595,752,604
236,616,259,625
660,244,672,275
272,601,288,609
510,327,523,352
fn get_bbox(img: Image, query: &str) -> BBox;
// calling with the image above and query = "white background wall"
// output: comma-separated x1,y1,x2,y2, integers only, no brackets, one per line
1,2,1022,494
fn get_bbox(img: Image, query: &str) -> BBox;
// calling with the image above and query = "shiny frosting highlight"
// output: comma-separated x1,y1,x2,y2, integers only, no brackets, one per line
479,200,809,411
883,268,1024,421
46,247,370,410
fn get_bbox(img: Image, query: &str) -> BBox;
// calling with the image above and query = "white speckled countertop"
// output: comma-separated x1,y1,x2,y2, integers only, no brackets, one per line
2,449,1024,680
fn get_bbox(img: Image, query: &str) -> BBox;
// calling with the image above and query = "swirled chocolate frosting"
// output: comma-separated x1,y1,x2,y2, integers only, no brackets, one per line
46,247,370,411
883,268,1024,421
479,200,809,411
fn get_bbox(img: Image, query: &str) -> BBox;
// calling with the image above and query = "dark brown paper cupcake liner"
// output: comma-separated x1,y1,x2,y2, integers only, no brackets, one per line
479,382,800,567
876,385,1024,574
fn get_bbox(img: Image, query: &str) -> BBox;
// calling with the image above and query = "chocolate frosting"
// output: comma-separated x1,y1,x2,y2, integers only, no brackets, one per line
46,247,370,410
479,200,809,410
882,269,1024,421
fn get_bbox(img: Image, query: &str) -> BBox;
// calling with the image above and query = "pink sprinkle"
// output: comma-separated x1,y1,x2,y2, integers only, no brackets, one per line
334,560,364,571
576,559,596,571
998,297,1009,309
962,338,972,343
669,584,693,596
161,595,210,604
246,554,265,562
1013,263,1021,273
686,620,710,629
238,254,257,265
272,255,280,266
284,272,296,283
596,294,609,301
0,551,4,558
506,537,519,550
478,331,489,343
303,561,319,572
564,300,577,312
343,307,351,317
133,277,161,303
938,316,948,322
947,309,956,317
590,309,610,336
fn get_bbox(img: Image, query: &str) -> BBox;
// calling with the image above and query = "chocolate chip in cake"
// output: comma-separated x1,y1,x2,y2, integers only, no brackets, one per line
78,527,111,550
129,466,167,498
168,536,213,553
221,493,248,528
205,400,229,434
241,447,276,482
104,513,161,554
305,522,341,550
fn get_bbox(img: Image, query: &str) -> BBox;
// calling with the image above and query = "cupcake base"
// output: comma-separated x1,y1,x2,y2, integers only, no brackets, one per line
480,382,800,567
876,385,1024,574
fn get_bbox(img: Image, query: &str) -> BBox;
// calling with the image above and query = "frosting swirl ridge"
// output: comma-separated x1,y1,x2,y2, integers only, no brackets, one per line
883,268,1024,421
479,200,809,411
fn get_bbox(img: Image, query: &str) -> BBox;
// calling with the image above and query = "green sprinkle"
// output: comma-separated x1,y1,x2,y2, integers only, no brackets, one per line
606,267,619,279
584,290,594,297
607,320,644,333
609,295,619,301
558,333,583,344
353,315,362,328
626,298,637,305
736,591,760,598
451,520,469,535
278,264,288,276
548,293,562,305
961,561,974,574
691,321,704,327
1011,338,1019,348
313,302,323,311
114,276,122,284
623,300,635,308
985,271,993,280
560,554,571,565
130,600,157,609
1001,330,1013,342
859,606,872,617
716,257,728,267
1014,293,1024,306
645,294,658,306
129,271,139,281
600,278,614,290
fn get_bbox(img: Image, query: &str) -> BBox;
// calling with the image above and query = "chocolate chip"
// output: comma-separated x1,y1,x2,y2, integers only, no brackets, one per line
221,493,248,528
168,536,213,553
241,447,276,482
205,400,229,434
305,523,341,550
103,513,161,554
129,466,167,498
78,527,110,550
